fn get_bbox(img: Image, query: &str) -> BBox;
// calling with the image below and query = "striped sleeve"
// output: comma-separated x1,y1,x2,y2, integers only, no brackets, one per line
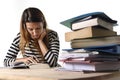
4,33,20,67
44,31,60,67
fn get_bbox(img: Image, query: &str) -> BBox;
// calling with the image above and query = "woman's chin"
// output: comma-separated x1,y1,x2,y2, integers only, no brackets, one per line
32,37,39,40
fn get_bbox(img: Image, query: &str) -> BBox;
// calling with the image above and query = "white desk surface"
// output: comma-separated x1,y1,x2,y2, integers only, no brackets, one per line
0,64,120,80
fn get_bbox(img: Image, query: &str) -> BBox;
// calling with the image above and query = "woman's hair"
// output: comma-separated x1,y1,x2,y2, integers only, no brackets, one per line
19,7,48,53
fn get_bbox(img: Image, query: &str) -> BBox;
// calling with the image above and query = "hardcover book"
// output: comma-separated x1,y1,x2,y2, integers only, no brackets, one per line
71,35,120,48
62,61,120,71
71,17,114,31
60,12,117,30
84,44,120,54
65,26,117,42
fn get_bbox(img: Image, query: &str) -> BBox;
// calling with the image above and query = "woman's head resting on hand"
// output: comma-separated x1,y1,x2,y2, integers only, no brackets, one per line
20,7,47,40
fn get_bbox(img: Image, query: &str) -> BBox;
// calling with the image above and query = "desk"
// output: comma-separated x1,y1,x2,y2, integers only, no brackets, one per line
0,64,120,80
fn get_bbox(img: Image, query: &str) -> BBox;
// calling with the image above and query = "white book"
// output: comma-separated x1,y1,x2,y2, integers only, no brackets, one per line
62,61,120,71
59,51,98,61
72,17,114,31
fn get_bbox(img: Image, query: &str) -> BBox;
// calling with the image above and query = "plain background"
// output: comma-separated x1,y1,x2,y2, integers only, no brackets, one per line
0,0,119,67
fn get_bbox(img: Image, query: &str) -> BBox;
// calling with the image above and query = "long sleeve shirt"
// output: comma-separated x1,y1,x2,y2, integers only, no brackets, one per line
4,30,60,67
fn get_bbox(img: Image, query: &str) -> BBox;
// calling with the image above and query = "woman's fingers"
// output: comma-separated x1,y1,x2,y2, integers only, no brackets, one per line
39,29,46,40
25,57,39,65
33,56,40,63
28,57,38,63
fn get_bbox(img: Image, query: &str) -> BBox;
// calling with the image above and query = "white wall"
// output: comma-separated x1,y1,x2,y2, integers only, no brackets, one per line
0,0,119,67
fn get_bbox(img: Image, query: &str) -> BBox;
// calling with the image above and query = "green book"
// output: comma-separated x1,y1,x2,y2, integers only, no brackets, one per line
60,12,117,30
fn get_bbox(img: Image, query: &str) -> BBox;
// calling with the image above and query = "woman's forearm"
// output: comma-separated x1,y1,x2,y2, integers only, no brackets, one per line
38,40,48,56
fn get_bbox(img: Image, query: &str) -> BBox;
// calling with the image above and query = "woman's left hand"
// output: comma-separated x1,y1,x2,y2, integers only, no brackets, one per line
38,29,46,41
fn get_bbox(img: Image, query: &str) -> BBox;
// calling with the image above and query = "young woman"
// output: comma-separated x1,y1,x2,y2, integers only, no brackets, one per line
4,7,60,67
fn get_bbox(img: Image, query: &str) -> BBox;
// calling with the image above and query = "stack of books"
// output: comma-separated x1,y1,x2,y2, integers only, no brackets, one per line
59,12,120,71
59,48,120,71
60,11,119,49
60,12,118,42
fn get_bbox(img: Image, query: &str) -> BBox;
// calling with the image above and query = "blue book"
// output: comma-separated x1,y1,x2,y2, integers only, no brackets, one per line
83,44,120,54
60,12,117,29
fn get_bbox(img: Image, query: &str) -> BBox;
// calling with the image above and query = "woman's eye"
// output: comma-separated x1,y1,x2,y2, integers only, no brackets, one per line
29,29,33,31
36,28,40,30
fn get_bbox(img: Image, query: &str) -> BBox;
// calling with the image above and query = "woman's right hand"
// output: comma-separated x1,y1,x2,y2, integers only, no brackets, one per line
15,56,39,65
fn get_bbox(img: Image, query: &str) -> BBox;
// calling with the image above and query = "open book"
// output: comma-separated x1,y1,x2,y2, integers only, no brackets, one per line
10,62,50,69
11,62,29,69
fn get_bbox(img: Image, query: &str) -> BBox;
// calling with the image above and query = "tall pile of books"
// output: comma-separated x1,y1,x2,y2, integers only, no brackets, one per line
59,12,120,72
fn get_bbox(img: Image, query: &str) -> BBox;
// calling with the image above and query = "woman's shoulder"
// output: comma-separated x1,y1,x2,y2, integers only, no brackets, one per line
17,32,20,36
13,32,20,38
47,29,58,34
12,32,20,43
47,29,59,39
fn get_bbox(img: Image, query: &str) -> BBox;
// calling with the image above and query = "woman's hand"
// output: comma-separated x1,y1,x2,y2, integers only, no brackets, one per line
38,29,46,41
15,56,39,65
38,29,48,56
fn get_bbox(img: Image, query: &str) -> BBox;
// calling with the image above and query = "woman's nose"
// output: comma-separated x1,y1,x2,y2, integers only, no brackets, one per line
33,30,37,35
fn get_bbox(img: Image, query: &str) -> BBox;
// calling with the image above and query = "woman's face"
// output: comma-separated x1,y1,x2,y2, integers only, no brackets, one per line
26,22,44,40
